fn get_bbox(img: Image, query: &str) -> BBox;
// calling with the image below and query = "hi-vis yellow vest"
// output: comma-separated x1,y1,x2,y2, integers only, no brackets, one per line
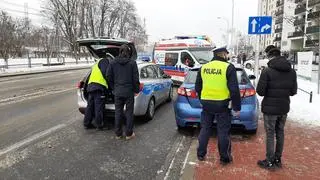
88,59,108,88
201,60,230,100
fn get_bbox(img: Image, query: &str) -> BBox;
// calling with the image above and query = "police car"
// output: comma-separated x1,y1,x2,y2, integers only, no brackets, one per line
77,38,173,122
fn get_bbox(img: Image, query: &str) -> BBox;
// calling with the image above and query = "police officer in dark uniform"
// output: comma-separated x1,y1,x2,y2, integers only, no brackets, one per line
83,56,110,130
195,47,241,165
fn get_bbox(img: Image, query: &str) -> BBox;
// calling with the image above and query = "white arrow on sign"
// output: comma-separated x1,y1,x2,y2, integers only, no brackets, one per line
261,24,271,33
251,19,257,33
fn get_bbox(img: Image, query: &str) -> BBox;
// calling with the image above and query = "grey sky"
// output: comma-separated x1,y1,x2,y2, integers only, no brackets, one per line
1,0,258,46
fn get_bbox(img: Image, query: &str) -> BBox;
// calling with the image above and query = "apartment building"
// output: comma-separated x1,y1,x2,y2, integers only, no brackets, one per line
259,0,277,51
259,0,295,52
288,0,320,52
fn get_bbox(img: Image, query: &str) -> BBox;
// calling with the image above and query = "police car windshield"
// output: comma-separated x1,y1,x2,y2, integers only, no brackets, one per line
185,68,250,85
190,50,213,64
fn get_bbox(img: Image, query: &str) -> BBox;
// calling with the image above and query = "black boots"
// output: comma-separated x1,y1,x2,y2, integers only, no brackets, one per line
274,157,282,168
257,159,275,170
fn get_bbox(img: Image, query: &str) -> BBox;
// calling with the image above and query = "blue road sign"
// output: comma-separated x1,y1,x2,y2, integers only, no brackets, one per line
248,16,272,35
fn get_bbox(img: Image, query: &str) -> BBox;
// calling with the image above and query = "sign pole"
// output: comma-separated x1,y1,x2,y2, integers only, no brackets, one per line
254,35,260,86
318,53,320,94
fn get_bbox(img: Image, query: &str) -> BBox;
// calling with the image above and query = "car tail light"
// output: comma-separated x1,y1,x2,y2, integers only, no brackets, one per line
139,83,144,92
77,81,84,89
177,87,197,98
135,83,144,96
240,88,256,98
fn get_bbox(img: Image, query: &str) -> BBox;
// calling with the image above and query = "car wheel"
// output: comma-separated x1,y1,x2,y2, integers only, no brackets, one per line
144,97,155,121
166,86,173,102
245,63,252,69
177,125,184,132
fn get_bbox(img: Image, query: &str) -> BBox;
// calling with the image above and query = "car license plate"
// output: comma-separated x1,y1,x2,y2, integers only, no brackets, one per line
105,104,115,110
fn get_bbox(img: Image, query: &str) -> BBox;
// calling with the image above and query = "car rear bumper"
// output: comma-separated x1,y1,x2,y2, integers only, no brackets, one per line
174,102,258,131
77,92,148,116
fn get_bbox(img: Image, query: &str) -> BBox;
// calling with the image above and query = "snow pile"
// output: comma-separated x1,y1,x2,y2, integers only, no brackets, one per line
245,68,320,127
287,79,320,127
0,58,94,74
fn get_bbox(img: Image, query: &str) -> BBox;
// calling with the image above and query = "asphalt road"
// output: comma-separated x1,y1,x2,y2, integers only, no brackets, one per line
0,69,195,180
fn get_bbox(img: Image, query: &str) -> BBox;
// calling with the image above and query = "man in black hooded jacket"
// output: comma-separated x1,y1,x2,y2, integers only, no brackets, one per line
107,44,140,140
256,45,297,169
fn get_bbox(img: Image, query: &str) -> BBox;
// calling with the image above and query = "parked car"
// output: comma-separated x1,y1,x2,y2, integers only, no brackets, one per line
244,58,269,69
174,64,259,133
77,38,173,121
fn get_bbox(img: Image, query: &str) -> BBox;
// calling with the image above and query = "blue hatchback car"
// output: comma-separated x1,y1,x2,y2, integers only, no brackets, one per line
174,66,259,133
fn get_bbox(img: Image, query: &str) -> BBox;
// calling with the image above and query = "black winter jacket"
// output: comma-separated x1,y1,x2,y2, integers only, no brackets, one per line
257,56,297,115
107,57,140,97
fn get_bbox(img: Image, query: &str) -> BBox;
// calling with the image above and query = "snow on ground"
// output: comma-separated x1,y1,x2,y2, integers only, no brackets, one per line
245,67,320,127
0,58,94,74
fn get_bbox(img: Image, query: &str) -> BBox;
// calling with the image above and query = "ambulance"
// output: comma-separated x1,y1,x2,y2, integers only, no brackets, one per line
152,35,215,83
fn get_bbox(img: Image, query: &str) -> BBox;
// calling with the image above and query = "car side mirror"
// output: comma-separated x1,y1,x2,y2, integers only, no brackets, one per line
248,75,256,80
162,74,171,79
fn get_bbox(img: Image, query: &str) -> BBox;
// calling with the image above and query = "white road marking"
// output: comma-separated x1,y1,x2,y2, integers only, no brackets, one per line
0,71,79,84
164,136,185,180
180,145,191,176
0,87,75,106
0,124,66,157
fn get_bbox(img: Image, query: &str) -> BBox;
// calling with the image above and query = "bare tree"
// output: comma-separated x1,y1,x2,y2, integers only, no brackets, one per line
44,0,147,59
0,11,15,68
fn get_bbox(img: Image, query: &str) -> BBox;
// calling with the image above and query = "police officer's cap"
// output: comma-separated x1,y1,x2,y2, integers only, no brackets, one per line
213,47,229,54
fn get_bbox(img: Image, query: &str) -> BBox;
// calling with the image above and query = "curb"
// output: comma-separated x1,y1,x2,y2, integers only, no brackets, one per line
180,139,198,180
0,66,91,78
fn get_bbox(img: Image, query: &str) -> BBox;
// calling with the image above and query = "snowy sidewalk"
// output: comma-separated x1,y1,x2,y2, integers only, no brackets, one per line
0,58,94,77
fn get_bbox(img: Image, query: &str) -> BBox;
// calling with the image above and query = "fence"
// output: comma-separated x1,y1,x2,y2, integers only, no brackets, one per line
298,88,313,103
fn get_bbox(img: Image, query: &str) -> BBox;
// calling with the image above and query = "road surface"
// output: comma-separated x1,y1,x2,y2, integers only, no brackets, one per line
0,70,194,180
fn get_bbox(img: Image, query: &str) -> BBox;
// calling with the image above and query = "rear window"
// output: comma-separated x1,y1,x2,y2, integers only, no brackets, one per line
184,68,250,85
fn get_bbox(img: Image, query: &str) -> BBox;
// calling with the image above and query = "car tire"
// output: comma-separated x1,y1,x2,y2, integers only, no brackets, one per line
166,86,173,102
177,125,184,132
245,63,252,69
144,97,155,121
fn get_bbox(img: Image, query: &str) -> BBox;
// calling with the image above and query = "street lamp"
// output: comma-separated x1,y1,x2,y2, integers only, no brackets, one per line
217,17,231,49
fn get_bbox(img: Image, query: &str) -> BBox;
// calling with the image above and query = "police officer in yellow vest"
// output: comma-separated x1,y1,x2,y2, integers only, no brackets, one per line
83,57,110,130
195,47,241,165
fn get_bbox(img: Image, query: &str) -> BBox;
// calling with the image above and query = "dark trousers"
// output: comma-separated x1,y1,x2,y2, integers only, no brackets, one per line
197,110,232,161
114,96,134,137
83,90,105,128
263,114,287,161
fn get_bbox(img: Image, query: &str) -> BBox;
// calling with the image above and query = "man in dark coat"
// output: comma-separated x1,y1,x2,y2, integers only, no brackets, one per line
256,45,297,169
107,44,140,140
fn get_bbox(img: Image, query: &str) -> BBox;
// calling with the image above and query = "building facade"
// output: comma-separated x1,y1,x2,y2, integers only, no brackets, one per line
289,0,320,52
259,0,295,52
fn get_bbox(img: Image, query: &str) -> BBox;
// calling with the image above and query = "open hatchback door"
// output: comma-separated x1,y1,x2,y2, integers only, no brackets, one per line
77,38,137,60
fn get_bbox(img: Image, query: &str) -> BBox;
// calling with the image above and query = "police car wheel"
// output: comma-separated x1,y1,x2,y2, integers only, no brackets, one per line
145,98,155,121
166,86,173,102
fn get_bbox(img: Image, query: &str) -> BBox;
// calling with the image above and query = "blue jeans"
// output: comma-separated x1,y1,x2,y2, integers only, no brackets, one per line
197,111,232,161
263,114,287,161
